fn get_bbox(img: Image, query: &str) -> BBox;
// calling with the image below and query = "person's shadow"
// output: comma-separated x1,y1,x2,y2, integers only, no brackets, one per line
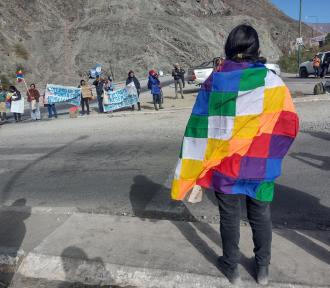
271,184,330,265
290,152,330,170
59,246,111,288
129,175,256,280
0,198,31,286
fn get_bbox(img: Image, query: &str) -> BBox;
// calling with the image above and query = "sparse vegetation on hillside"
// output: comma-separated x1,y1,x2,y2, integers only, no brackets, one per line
279,35,330,73
0,0,316,84
0,73,15,89
14,43,29,60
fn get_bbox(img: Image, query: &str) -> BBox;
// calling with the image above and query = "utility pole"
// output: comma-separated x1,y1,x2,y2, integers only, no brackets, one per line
298,0,302,73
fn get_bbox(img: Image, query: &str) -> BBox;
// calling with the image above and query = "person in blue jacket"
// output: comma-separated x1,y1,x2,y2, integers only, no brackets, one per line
147,70,163,111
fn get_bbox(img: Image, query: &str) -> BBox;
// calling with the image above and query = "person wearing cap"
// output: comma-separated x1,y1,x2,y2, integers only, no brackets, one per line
172,63,185,99
126,70,141,111
148,70,163,111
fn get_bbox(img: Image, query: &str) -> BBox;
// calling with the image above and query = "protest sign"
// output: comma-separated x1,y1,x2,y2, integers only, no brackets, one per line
45,84,81,106
103,86,138,112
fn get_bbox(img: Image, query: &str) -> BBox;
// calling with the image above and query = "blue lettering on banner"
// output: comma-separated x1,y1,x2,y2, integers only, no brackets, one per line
103,88,138,112
46,84,81,106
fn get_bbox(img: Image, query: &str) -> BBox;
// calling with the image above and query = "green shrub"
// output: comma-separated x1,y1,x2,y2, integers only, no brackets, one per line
279,43,330,73
14,43,29,60
0,74,13,89
326,33,330,45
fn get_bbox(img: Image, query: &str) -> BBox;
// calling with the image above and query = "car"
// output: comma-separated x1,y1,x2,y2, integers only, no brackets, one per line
187,60,214,85
299,51,330,78
187,59,281,85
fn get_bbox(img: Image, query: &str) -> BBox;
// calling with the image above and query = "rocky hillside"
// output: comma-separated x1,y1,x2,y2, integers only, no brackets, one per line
0,0,313,85
308,23,330,34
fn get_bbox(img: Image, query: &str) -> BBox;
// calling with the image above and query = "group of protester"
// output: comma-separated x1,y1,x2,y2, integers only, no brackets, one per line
0,68,177,123
0,83,53,124
312,54,329,78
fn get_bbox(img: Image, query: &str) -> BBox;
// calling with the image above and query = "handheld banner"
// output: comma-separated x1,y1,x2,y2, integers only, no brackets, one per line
45,84,81,106
103,86,138,112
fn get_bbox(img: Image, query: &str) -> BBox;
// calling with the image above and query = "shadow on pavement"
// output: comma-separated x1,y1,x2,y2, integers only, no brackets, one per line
0,135,89,204
304,131,330,141
58,246,111,288
0,199,31,287
272,184,330,228
290,152,330,170
271,184,330,265
129,175,256,280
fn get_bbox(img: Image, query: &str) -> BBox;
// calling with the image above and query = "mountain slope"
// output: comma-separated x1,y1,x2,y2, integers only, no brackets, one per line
0,0,313,85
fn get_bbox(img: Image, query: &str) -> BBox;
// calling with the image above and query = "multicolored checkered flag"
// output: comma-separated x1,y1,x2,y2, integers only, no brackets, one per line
171,62,299,202
16,70,24,83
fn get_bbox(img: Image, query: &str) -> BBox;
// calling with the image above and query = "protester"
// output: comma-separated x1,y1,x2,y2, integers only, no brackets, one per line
104,77,115,92
171,24,299,286
126,70,141,111
148,70,163,111
214,57,225,71
172,63,185,99
0,85,7,122
180,65,186,88
320,55,330,78
312,54,321,78
93,75,105,113
79,80,92,115
27,83,41,120
8,86,24,122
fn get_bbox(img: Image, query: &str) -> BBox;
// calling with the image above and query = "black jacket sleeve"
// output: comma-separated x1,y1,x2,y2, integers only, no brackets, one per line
134,77,141,90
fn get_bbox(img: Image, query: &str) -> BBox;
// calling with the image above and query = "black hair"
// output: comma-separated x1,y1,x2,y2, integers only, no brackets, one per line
80,79,85,86
30,83,35,88
9,85,17,91
128,70,134,76
225,24,265,63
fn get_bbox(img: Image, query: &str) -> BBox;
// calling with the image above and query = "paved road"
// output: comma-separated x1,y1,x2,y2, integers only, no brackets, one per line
0,92,329,230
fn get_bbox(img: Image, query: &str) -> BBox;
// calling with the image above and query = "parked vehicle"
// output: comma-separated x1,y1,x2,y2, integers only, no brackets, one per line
299,51,330,78
187,59,214,85
188,58,281,85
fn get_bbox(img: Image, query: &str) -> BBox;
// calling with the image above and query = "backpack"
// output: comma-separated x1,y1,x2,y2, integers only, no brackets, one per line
313,82,325,95
147,80,152,90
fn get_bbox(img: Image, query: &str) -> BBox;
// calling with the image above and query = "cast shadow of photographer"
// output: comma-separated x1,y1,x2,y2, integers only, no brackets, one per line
0,198,31,286
129,175,255,280
59,246,111,288
271,184,330,265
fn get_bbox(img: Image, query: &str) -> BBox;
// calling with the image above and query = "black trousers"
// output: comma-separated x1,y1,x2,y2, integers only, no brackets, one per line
13,113,22,122
97,94,103,113
0,112,6,121
81,97,90,114
215,192,272,269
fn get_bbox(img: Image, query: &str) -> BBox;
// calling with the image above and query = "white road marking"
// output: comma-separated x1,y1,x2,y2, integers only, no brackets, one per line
0,153,45,161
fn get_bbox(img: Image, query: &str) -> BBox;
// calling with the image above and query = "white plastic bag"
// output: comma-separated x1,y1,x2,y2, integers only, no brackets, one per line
187,185,204,203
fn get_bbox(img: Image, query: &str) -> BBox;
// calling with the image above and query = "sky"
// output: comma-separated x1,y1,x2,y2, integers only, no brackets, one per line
270,0,330,23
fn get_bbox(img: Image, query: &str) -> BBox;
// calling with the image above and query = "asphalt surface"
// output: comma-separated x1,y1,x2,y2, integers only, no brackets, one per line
0,81,329,230
0,101,330,232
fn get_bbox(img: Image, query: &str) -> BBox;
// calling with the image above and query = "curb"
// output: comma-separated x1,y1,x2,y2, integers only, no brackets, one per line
11,252,324,288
